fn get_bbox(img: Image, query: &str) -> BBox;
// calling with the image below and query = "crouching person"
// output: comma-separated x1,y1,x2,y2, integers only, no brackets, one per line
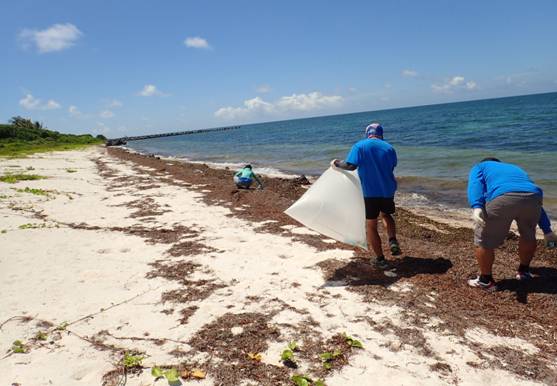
467,157,543,291
233,164,263,190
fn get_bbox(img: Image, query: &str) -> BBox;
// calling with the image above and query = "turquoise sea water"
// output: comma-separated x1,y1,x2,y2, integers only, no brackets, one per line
127,92,557,216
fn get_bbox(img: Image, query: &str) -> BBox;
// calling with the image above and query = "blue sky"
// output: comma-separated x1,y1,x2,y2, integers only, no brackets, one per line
1,0,556,136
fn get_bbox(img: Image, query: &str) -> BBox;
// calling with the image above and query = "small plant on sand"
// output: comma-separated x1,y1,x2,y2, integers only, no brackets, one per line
122,352,144,369
35,331,48,341
343,333,364,349
26,166,35,171
0,194,9,199
291,374,326,386
281,341,299,368
55,321,69,331
152,366,180,384
1,229,7,234
0,173,45,184
66,168,77,173
18,223,44,229
319,349,343,370
11,340,27,354
16,187,50,196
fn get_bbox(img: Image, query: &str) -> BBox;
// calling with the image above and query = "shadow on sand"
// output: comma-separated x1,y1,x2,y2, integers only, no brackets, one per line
322,255,453,288
496,266,557,304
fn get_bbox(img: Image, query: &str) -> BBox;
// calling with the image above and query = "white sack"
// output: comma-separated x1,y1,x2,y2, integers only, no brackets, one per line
285,167,367,250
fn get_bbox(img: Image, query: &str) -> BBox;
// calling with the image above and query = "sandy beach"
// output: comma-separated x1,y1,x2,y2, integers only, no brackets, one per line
1,147,556,386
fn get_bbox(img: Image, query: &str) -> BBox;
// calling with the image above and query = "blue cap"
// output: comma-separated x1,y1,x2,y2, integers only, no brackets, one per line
365,122,383,138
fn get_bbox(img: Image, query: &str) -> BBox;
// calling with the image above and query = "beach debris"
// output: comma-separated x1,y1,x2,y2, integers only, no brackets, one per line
248,352,263,361
34,331,48,341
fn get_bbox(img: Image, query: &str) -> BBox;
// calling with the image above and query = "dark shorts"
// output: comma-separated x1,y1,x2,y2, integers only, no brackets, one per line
364,197,395,220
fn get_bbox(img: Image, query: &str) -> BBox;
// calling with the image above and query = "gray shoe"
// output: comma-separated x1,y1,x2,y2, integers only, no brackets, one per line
373,257,389,269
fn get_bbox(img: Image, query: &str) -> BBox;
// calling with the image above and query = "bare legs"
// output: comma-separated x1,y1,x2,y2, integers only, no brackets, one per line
518,238,536,266
366,213,397,258
474,238,536,276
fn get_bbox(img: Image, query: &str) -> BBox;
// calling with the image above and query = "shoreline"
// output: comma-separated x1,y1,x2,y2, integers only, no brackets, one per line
1,147,556,385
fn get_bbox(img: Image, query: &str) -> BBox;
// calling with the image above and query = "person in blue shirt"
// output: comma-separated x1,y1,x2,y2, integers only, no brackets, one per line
233,164,263,190
467,157,546,291
331,123,401,269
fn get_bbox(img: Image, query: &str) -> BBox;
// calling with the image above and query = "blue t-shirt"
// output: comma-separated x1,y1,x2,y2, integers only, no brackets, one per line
346,138,397,198
467,161,543,208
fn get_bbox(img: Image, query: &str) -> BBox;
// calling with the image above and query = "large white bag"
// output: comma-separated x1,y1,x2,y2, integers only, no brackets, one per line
285,167,367,249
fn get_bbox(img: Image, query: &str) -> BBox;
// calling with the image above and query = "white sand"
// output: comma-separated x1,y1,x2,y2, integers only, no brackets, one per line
0,148,544,385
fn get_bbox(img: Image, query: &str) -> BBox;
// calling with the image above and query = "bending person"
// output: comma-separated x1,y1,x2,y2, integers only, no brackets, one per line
233,164,263,190
331,122,401,269
467,157,543,291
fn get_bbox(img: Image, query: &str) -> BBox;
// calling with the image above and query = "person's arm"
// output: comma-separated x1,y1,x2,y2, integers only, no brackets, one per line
539,208,552,234
332,160,357,170
467,164,486,209
253,173,264,189
331,144,359,171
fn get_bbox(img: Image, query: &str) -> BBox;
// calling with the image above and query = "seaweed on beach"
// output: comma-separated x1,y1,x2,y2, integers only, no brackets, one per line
106,146,557,382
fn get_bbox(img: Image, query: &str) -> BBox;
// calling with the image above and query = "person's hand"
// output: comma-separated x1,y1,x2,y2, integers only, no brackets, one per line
544,231,557,248
471,208,485,226
330,159,339,169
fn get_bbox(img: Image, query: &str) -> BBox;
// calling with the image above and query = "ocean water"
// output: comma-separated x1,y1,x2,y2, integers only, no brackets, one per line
127,92,557,217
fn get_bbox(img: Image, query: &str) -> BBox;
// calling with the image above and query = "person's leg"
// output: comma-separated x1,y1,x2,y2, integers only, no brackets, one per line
381,213,396,240
475,247,495,276
366,219,383,258
380,198,401,256
518,238,536,266
514,194,541,279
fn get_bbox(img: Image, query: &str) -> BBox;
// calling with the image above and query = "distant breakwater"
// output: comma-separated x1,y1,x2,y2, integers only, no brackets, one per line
106,125,241,146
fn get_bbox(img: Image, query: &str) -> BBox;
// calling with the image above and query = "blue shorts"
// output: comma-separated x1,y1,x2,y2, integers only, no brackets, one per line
234,176,252,187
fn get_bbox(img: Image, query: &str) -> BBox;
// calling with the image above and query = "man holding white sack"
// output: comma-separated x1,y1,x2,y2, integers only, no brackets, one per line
331,122,401,269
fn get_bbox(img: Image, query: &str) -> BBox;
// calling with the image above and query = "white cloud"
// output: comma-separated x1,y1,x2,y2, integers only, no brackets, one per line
100,110,114,118
19,23,82,53
402,69,418,77
19,94,61,110
256,84,272,93
431,75,477,93
465,81,477,90
184,36,210,49
108,99,123,108
137,84,168,97
68,105,81,117
215,91,343,121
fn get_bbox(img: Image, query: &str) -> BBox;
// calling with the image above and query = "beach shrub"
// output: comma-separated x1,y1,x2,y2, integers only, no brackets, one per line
0,117,103,157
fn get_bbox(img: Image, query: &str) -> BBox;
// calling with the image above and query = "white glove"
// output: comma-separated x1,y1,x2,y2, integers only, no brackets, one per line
544,231,557,248
471,208,486,226
330,159,339,169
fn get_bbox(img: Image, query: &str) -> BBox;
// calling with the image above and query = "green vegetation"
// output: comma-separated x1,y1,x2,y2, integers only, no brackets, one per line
66,168,77,173
151,366,180,384
55,321,69,331
0,116,105,157
281,341,299,367
16,187,51,196
35,331,48,341
343,333,364,349
19,223,45,229
0,173,45,183
122,352,144,369
291,374,325,386
12,340,27,354
319,349,342,370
